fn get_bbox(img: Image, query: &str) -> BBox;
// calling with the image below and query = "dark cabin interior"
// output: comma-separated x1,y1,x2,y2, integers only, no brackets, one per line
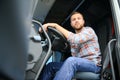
41,0,112,53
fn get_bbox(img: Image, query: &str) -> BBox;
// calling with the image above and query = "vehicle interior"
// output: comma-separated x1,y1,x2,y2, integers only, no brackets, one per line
0,0,120,80
24,0,120,80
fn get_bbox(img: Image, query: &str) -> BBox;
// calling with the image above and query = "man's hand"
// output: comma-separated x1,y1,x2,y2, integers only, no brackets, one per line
39,23,69,39
39,23,57,32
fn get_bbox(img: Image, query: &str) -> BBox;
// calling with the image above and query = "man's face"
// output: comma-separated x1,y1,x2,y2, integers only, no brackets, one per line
70,13,85,30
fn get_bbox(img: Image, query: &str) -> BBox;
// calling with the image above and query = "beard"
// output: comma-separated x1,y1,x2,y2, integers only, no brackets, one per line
73,25,84,31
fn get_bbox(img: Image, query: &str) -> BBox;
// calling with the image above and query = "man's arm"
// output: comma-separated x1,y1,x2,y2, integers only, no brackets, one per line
41,23,70,39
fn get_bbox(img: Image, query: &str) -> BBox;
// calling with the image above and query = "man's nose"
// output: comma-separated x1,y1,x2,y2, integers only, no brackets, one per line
75,19,79,22
75,18,79,21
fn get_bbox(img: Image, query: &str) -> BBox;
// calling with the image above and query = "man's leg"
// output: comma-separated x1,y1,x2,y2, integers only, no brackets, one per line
54,57,101,80
38,62,63,80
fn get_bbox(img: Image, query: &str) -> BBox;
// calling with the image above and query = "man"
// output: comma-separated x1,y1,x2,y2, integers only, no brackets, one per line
39,12,101,80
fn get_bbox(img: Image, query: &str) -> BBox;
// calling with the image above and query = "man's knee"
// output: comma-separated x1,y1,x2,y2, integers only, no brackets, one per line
65,57,77,63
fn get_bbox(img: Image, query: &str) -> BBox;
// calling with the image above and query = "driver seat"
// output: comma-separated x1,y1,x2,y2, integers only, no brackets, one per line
73,71,100,80
72,39,116,80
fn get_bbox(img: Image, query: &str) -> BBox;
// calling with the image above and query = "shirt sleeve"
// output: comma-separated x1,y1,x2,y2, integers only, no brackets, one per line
67,27,97,44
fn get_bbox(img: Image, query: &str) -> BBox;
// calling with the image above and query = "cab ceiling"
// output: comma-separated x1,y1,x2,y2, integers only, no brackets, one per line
43,0,110,26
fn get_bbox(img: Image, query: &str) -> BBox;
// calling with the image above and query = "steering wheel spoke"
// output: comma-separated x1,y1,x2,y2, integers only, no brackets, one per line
47,27,70,53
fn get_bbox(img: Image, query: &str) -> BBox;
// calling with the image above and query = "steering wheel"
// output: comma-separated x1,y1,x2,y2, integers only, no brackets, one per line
47,27,70,53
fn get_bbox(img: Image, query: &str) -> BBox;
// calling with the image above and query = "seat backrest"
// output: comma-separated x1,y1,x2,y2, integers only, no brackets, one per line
73,39,116,80
101,39,116,80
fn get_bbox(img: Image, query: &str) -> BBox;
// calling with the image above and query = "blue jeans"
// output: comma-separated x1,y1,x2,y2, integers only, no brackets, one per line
38,57,101,80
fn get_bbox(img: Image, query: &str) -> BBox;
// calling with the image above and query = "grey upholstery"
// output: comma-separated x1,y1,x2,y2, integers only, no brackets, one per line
73,72,100,80
0,0,37,80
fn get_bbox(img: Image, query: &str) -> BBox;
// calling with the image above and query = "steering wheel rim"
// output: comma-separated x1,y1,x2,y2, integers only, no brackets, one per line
47,27,70,52
48,27,66,40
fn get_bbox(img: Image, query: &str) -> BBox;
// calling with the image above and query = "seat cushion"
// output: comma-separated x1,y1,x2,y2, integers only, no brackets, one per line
73,72,100,80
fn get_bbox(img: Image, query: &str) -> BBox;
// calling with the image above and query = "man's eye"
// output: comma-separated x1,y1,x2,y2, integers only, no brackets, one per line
78,18,80,20
72,19,75,21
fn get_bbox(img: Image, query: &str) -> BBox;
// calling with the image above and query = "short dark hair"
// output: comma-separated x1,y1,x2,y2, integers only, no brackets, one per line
70,11,83,18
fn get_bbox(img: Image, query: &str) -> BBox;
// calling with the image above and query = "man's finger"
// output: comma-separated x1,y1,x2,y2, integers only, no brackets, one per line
39,27,42,32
